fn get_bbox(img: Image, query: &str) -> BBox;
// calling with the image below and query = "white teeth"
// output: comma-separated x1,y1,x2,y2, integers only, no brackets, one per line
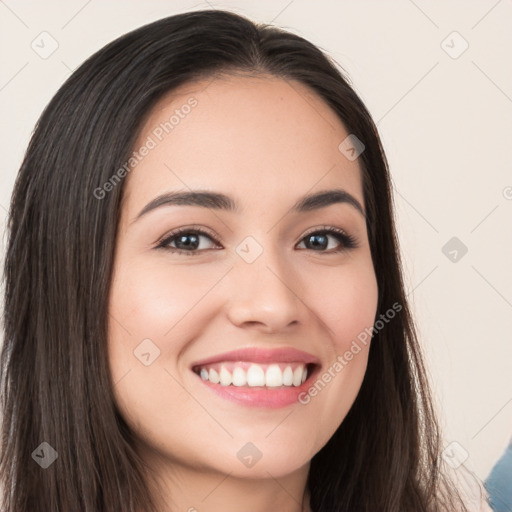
292,366,303,386
232,366,247,387
265,364,283,387
209,368,220,384
283,366,293,386
219,366,232,386
197,363,309,388
247,364,265,387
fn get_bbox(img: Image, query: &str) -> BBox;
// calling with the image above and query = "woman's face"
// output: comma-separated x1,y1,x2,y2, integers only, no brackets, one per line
108,75,378,480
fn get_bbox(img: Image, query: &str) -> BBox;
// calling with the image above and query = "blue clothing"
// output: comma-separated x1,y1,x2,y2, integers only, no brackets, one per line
485,437,512,512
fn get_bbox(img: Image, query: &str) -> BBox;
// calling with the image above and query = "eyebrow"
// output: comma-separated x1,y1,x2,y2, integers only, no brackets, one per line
132,188,365,224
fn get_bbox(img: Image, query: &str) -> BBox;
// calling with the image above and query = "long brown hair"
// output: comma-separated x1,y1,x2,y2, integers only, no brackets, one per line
1,9,469,511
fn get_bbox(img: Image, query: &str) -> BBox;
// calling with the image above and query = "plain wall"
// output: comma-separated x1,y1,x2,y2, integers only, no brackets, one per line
1,0,511,486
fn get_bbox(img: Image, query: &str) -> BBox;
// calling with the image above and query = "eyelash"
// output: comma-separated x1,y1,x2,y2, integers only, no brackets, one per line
155,224,358,256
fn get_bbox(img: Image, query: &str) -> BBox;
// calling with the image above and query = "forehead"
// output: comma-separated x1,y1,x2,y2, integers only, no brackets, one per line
122,74,364,217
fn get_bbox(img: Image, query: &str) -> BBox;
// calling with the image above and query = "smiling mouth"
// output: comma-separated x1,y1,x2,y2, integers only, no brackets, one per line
192,361,318,388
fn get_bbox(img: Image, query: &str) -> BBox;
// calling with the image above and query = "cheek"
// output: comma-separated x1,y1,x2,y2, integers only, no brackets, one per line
295,256,378,442
307,256,379,352
106,260,207,450
108,257,227,342
107,257,228,416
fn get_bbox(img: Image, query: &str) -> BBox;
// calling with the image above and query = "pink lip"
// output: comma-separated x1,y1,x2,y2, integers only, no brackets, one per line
190,347,321,409
191,347,320,368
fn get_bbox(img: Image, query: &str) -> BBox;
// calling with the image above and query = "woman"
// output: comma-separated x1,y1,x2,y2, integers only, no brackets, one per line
0,9,491,512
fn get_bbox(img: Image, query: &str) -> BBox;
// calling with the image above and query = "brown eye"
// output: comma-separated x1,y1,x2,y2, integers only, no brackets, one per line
297,227,357,253
157,228,220,256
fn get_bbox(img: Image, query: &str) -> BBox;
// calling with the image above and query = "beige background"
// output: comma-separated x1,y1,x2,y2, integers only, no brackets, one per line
1,0,511,486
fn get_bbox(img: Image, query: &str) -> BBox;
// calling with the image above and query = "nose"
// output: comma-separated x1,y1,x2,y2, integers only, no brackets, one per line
225,248,305,333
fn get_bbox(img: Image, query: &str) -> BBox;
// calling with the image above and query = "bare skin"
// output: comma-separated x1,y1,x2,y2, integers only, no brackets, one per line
107,74,378,512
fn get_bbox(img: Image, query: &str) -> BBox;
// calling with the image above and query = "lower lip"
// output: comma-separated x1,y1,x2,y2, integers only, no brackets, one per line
194,369,319,408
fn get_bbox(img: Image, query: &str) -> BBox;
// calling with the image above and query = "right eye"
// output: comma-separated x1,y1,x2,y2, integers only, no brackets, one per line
156,227,221,256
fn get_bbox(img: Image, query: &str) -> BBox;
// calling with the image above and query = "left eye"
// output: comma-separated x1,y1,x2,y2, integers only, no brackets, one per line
156,227,357,255
297,229,355,252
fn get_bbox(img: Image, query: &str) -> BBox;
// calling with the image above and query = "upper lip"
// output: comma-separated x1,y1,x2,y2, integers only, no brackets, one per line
191,347,320,368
